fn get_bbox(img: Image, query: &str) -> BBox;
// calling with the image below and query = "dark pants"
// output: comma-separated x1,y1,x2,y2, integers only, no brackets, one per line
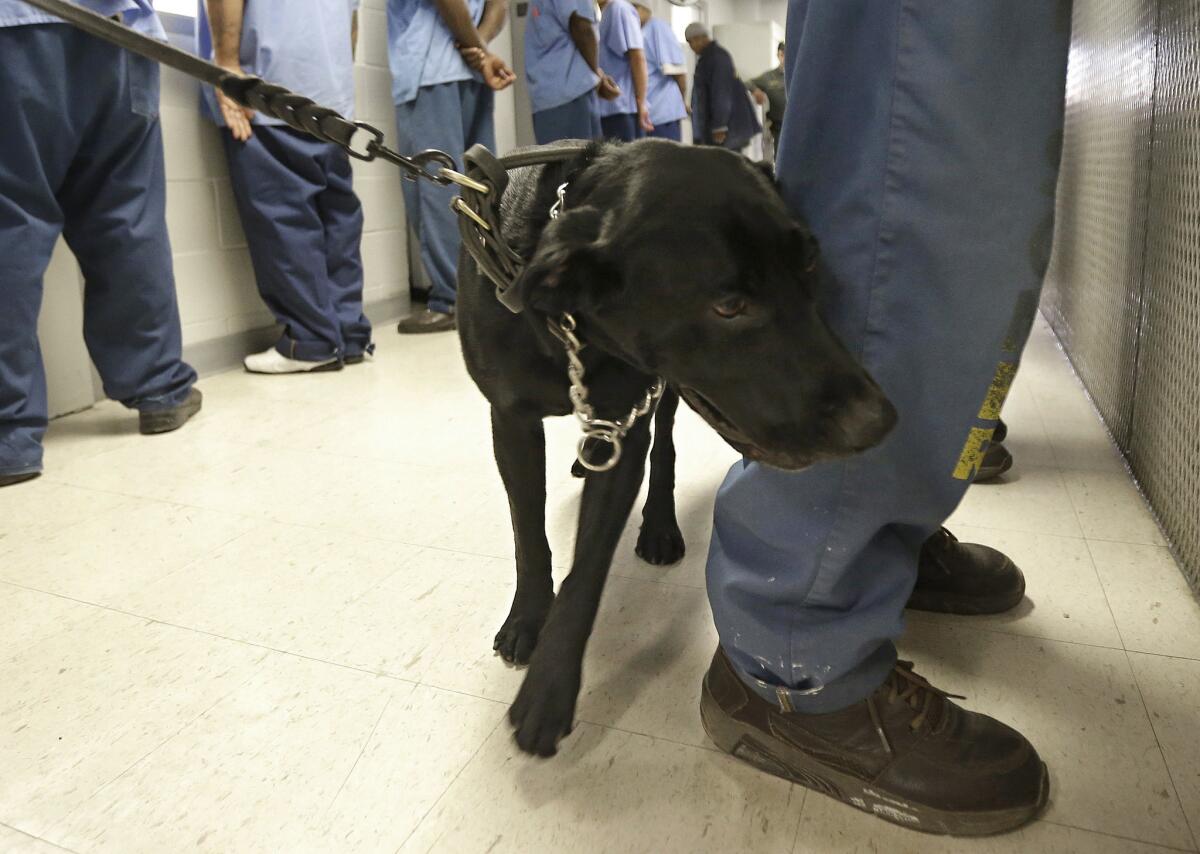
600,112,641,143
706,0,1071,712
222,125,371,361
647,119,682,141
394,80,495,313
533,91,602,143
0,24,196,477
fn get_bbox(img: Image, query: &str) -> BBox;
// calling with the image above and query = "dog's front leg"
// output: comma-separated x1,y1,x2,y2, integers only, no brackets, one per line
490,407,554,665
636,386,685,565
509,417,653,757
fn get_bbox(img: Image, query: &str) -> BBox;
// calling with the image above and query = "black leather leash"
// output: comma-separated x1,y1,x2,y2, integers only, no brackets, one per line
17,0,589,315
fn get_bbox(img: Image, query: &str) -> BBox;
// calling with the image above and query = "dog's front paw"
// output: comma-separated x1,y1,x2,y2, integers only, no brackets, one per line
636,520,686,565
494,613,547,665
509,660,581,757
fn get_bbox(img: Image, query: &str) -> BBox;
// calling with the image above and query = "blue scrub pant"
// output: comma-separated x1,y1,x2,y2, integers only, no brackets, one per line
600,112,641,143
394,80,495,314
706,0,1071,713
533,91,602,144
221,126,371,361
647,119,682,142
0,25,196,478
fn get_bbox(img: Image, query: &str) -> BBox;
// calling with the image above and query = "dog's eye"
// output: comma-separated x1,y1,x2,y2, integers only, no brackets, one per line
713,297,747,319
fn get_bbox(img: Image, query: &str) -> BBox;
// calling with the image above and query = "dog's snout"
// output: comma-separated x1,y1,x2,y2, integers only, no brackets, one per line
830,377,897,452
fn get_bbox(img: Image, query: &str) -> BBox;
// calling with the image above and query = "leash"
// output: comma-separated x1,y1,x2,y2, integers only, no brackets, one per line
18,0,661,473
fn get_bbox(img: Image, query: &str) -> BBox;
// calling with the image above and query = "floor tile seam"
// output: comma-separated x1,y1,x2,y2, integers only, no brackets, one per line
1039,817,1199,852
389,711,509,854
1123,649,1200,852
322,694,396,822
0,821,81,854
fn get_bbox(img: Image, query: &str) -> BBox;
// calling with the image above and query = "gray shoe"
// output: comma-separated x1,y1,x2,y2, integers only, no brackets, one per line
139,387,203,435
397,308,456,334
975,441,1013,483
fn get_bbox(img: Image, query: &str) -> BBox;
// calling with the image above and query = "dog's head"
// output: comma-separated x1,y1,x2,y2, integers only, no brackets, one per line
512,140,897,470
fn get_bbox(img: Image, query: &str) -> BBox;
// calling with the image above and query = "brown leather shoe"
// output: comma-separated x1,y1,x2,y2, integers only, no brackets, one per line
397,308,456,334
700,647,1048,836
909,528,1025,615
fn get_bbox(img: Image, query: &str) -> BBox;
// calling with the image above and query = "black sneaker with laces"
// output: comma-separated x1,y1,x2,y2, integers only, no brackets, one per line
700,646,1049,836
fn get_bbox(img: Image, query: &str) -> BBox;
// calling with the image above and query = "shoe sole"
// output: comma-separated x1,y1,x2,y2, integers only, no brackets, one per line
0,471,41,488
396,321,456,334
243,360,343,375
700,687,1049,837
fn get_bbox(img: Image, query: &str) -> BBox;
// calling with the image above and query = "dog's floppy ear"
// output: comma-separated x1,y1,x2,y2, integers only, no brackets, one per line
513,206,619,314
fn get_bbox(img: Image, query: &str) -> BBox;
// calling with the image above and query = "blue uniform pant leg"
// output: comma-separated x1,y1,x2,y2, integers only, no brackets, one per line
55,45,197,412
221,125,343,362
316,144,371,358
0,27,68,476
647,119,681,141
393,82,472,314
705,0,1071,713
600,112,638,142
533,91,599,144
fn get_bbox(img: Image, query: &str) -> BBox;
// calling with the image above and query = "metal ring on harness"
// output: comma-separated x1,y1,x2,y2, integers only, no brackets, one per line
577,430,622,473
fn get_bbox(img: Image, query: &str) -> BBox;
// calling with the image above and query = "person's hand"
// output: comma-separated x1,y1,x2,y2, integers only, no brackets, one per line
638,103,654,133
459,45,486,71
597,74,621,101
712,129,728,145
215,62,254,142
752,88,767,106
479,52,516,91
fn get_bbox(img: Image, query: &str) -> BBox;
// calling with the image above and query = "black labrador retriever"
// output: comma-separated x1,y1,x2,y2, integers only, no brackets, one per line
456,138,896,757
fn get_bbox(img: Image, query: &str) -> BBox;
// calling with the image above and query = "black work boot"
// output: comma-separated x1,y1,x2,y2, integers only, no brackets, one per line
138,388,203,436
0,471,40,488
700,647,1048,837
909,528,1025,615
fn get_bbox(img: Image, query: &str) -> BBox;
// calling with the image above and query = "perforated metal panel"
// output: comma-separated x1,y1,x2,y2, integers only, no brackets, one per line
1130,0,1200,591
1045,0,1200,593
1042,0,1157,447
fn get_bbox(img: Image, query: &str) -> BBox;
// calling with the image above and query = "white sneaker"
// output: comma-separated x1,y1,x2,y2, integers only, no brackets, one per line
243,348,340,374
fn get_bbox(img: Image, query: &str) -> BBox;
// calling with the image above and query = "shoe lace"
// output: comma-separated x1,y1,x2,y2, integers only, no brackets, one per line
867,661,965,755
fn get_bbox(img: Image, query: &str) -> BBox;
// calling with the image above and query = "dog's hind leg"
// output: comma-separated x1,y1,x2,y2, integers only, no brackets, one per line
509,417,653,756
635,386,685,565
490,407,555,665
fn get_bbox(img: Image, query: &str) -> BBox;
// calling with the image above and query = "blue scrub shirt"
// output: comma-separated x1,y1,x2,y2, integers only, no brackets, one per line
642,16,686,126
197,0,359,125
386,0,484,105
0,0,163,36
524,0,599,114
597,0,643,118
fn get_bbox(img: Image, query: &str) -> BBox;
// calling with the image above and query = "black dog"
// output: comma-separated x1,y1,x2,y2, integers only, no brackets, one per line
456,139,896,757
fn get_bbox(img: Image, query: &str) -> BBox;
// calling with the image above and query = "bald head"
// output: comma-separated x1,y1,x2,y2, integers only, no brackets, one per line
684,22,712,55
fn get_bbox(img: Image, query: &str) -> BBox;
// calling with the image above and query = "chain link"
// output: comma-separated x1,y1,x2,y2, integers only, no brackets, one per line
550,314,665,473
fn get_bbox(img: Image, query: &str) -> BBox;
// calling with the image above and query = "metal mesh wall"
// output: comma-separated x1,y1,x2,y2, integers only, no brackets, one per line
1042,0,1157,446
1129,0,1200,590
1044,0,1200,592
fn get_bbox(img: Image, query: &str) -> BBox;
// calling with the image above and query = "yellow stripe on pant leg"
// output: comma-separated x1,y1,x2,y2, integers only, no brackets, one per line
977,361,1017,421
952,426,996,481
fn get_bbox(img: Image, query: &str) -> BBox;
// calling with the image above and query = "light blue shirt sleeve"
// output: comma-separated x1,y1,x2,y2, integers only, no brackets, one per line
524,0,599,114
387,0,482,105
597,0,644,117
0,0,164,37
642,18,686,126
197,0,358,125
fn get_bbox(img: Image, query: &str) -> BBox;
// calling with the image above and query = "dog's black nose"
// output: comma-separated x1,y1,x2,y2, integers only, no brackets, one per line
835,385,898,452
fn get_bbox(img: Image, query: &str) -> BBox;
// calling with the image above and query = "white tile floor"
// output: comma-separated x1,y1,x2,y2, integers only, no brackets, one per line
2,316,1199,854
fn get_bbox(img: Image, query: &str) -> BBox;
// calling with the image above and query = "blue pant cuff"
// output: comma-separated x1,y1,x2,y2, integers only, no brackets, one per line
735,642,898,715
274,335,339,363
